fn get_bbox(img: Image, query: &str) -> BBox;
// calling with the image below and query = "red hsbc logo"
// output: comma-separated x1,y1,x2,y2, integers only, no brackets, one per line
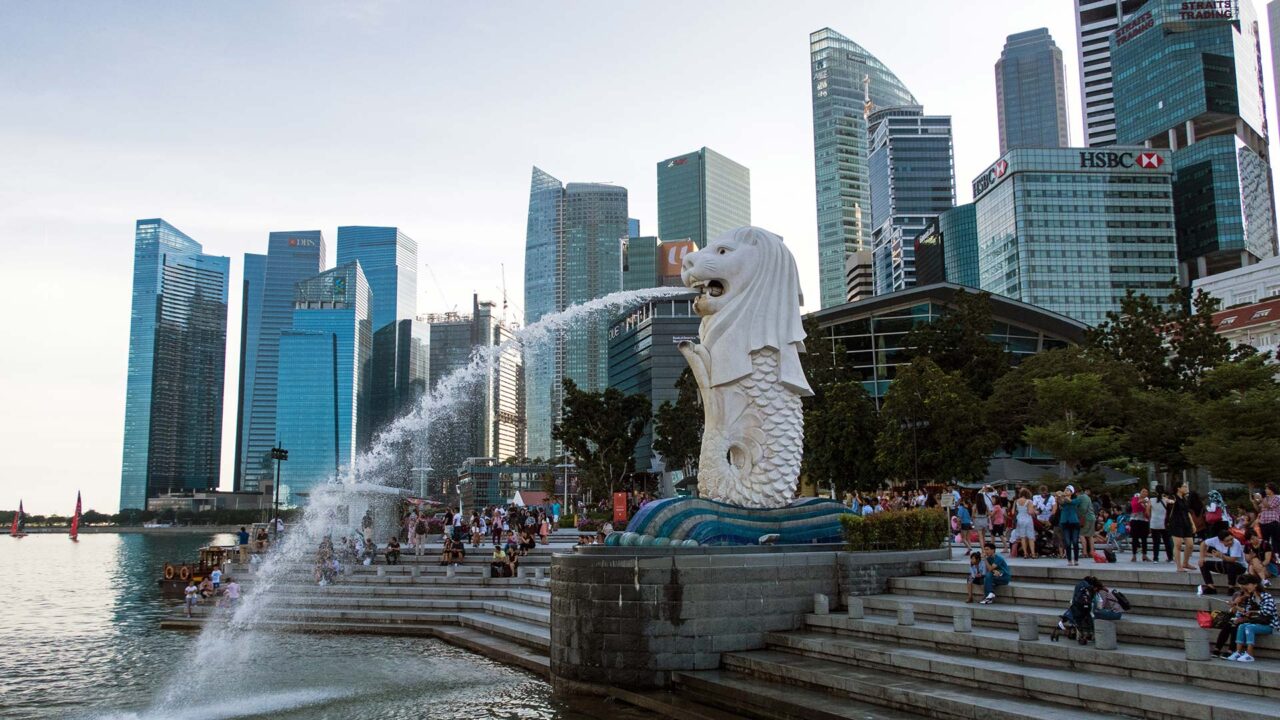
1137,151,1163,168
289,238,297,246
994,159,1008,177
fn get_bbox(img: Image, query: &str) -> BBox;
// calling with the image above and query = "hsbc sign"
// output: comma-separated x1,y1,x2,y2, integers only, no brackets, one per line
1079,150,1163,169
971,158,1009,199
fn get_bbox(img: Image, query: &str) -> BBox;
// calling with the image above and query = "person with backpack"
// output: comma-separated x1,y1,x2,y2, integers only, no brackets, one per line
1130,488,1151,562
1093,582,1129,621
1053,575,1100,644
412,514,428,557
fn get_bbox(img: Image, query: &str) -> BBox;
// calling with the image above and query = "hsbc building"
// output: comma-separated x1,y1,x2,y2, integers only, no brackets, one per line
971,147,1178,326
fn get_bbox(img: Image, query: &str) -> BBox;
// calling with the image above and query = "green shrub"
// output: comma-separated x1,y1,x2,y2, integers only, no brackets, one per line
841,509,948,552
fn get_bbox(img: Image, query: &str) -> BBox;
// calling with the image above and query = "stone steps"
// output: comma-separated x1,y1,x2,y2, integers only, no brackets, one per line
457,612,550,651
673,668,929,720
480,600,550,627
891,575,1215,616
698,651,1120,720
923,559,1202,591
796,616,1280,699
757,629,1278,720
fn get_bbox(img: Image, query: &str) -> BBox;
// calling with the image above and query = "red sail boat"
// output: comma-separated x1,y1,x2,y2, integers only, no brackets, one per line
70,492,82,541
10,500,27,538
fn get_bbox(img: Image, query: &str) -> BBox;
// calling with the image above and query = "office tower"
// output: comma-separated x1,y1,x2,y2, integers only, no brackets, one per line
811,28,919,308
844,250,875,303
120,219,229,510
628,218,641,238
1074,0,1148,147
656,147,751,249
608,296,701,481
369,319,428,432
336,226,417,333
523,167,628,460
234,231,325,493
866,107,955,295
1271,2,1280,121
232,253,266,493
996,28,1070,152
913,204,979,288
423,296,524,485
972,147,1178,326
275,262,372,502
1111,0,1277,282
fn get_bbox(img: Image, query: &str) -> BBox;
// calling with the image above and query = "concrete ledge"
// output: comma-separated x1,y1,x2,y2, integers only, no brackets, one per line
550,546,941,690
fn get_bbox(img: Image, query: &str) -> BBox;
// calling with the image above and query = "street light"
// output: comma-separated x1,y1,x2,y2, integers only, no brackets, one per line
410,466,434,500
554,460,575,519
270,445,289,538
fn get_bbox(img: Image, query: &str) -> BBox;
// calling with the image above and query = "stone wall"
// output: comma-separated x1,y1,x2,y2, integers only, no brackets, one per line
550,545,946,691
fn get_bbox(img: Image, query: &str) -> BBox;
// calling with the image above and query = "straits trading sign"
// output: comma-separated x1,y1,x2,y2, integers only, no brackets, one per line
1115,10,1154,46
1177,1,1238,21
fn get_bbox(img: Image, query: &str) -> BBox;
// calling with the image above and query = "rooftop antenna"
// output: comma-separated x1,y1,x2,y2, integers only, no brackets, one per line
501,264,509,316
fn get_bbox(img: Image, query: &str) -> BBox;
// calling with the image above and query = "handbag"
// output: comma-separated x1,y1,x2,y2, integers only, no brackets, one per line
1197,610,1232,628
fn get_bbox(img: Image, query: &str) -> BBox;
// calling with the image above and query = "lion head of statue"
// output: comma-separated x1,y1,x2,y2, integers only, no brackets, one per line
681,227,813,396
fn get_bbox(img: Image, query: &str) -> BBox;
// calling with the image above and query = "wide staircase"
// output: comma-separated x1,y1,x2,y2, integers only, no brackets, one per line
671,555,1280,720
163,536,570,676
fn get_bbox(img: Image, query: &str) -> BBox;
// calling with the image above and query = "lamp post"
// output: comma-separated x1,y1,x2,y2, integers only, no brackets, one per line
554,460,575,520
270,445,288,538
410,466,434,500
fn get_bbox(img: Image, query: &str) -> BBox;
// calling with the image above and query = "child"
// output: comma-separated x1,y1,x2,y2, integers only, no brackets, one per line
184,579,199,617
956,501,974,551
965,551,986,603
991,499,1007,551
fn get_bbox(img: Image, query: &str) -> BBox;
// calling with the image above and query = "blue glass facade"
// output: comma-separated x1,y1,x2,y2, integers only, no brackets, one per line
120,219,229,510
1111,0,1276,281
972,147,1179,326
607,297,701,472
236,231,325,493
915,204,980,288
336,226,417,334
656,147,751,249
522,167,628,460
811,28,918,308
867,107,956,295
996,28,1070,153
276,262,372,502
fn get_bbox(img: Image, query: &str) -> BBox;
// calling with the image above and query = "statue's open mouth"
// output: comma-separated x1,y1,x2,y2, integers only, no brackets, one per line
691,279,726,298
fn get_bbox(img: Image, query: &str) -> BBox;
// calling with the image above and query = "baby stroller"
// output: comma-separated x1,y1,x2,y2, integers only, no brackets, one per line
1051,577,1099,645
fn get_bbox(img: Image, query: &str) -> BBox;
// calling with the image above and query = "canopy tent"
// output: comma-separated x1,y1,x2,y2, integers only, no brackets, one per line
511,491,551,508
1094,465,1139,486
955,458,1051,488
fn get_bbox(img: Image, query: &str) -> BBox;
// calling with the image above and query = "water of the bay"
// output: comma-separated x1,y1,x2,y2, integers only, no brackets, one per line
0,532,639,720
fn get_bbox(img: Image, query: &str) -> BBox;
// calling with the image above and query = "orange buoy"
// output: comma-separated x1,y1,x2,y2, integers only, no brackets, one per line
163,564,175,580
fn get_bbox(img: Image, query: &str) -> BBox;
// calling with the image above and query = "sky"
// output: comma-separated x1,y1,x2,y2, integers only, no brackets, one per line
1,1,1274,514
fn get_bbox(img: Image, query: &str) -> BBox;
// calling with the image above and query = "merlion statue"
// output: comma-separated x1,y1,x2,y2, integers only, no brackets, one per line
678,226,813,509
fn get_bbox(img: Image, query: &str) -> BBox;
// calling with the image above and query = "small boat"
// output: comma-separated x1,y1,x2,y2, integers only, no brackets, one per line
143,521,172,529
9,500,27,538
158,544,234,598
69,492,81,541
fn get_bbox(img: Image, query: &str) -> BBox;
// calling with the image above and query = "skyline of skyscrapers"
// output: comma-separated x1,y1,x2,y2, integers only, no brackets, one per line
656,147,751,249
120,219,229,510
523,167,629,461
234,230,326,493
810,27,919,309
866,106,956,295
1074,0,1146,147
995,28,1070,153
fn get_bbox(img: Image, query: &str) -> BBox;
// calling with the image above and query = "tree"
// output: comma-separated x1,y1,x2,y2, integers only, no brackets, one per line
1169,288,1244,388
804,380,880,494
1122,388,1199,476
904,289,1010,398
1183,355,1280,485
552,378,651,500
1022,373,1125,478
1087,288,1178,390
875,358,996,484
652,368,703,476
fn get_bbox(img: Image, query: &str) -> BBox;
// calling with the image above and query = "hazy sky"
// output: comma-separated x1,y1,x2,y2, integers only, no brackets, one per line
2,1,1272,513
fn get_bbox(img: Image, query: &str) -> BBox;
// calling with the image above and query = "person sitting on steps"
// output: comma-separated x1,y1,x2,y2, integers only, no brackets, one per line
1198,530,1246,596
964,551,985,604
1224,574,1279,663
979,542,1010,605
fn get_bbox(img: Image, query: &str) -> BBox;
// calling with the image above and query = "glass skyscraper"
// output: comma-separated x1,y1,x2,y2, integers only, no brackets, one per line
811,27,918,308
996,28,1070,153
120,219,229,510
336,226,417,334
276,262,372,502
914,203,980,288
1111,0,1277,283
867,107,956,295
235,231,325,493
523,167,628,460
972,147,1179,326
656,147,750,249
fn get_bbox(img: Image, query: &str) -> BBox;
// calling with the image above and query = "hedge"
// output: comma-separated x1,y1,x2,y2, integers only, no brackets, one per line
841,509,948,552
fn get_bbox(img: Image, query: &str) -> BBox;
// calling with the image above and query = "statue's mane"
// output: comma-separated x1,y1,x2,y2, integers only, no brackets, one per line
699,227,813,396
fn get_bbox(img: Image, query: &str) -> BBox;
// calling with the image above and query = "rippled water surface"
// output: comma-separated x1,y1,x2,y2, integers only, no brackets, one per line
0,532,623,720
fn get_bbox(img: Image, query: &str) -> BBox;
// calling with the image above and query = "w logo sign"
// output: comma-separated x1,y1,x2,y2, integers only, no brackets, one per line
1137,152,1163,169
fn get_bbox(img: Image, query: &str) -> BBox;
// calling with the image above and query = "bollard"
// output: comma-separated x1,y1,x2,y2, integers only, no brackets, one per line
897,603,915,626
534,567,545,580
446,565,456,578
814,594,830,615
377,566,385,577
1184,627,1212,661
410,565,420,578
1094,619,1117,650
847,597,865,619
953,606,973,633
1016,613,1038,641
